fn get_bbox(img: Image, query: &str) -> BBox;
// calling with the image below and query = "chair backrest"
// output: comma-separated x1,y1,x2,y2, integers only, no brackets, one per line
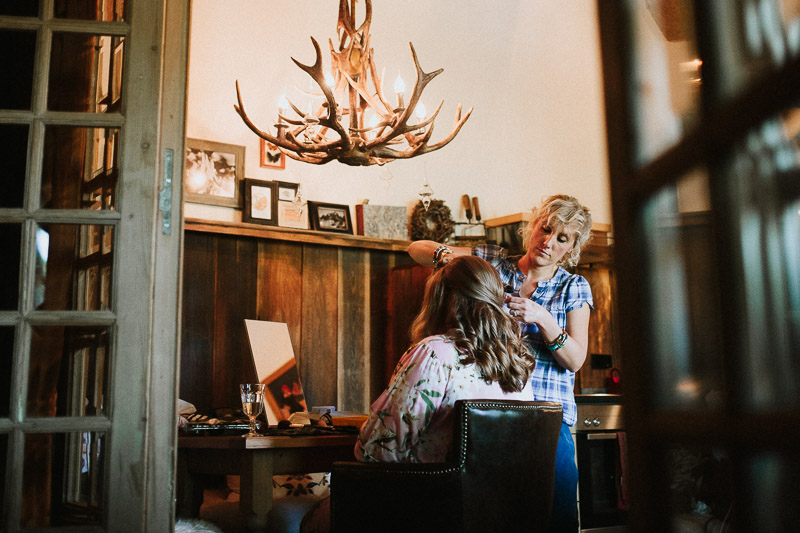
329,399,562,533
452,400,563,533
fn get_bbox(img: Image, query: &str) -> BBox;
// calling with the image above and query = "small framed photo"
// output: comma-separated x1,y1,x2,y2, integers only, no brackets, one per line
111,38,124,104
308,201,353,234
277,202,308,229
184,138,245,208
260,138,285,169
242,179,278,226
276,181,299,202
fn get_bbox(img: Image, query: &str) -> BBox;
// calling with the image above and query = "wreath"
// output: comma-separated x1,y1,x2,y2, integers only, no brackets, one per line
409,199,455,242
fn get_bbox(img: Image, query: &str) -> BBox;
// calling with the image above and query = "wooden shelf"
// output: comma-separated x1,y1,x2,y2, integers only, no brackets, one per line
184,218,412,252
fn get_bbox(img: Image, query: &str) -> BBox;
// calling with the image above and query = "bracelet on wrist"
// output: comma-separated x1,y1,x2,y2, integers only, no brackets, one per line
545,329,568,351
432,245,453,269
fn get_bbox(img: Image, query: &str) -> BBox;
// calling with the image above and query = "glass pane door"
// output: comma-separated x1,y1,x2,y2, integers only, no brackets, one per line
0,0,183,530
598,0,800,530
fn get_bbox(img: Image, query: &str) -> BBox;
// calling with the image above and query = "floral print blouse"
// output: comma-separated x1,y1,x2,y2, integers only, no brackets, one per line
355,335,534,463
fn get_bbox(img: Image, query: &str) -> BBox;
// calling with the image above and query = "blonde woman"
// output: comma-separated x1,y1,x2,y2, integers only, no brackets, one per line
407,194,594,532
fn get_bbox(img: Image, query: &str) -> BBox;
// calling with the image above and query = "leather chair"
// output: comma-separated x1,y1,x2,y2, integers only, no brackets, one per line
330,399,563,533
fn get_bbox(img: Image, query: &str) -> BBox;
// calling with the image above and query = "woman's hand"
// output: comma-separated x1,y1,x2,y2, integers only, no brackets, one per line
505,296,548,325
505,296,590,372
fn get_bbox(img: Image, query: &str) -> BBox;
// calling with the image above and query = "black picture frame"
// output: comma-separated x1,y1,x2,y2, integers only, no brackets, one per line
307,201,353,234
242,179,278,226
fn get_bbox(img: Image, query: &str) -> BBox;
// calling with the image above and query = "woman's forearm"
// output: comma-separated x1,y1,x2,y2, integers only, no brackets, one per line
407,240,471,268
546,305,590,372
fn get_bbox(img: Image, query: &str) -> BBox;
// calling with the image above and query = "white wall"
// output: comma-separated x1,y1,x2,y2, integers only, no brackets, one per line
185,0,612,229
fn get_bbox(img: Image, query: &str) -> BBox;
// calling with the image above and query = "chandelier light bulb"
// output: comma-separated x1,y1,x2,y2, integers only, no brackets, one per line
324,72,335,88
367,113,379,129
393,75,405,94
415,102,427,120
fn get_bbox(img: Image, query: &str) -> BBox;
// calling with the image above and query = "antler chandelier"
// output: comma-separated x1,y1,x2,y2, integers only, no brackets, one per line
234,0,472,166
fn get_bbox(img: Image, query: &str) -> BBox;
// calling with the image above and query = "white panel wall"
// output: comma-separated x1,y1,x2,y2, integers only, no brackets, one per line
185,0,612,229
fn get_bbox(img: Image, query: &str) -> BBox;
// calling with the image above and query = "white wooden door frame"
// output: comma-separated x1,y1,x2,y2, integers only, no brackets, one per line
107,0,189,530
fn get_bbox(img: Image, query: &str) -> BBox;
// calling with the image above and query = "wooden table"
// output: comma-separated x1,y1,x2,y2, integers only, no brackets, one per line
177,432,358,531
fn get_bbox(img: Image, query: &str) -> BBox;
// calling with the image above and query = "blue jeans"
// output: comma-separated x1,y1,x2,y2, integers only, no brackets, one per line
549,422,578,532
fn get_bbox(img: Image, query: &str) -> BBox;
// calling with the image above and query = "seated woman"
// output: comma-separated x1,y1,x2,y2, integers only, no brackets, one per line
356,254,536,462
301,255,535,531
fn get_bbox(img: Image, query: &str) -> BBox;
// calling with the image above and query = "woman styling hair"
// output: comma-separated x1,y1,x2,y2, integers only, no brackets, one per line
356,254,536,462
299,256,535,533
407,194,594,532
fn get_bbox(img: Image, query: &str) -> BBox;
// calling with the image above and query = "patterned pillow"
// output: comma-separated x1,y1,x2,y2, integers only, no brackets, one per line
272,472,330,498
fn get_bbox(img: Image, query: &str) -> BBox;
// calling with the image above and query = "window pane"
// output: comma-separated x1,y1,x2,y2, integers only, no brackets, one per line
667,444,734,531
21,431,106,528
54,0,126,22
0,1,40,17
705,1,800,104
0,326,13,417
0,124,30,208
720,111,800,411
0,224,22,311
629,0,701,166
0,433,6,515
641,169,725,410
740,452,800,531
28,326,109,418
41,126,119,210
48,33,124,113
0,30,37,110
33,223,114,311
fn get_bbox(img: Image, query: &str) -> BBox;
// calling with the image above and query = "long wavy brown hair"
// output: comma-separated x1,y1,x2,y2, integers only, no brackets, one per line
410,255,535,393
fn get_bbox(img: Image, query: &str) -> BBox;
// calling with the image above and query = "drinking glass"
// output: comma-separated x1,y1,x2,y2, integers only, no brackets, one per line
239,383,265,437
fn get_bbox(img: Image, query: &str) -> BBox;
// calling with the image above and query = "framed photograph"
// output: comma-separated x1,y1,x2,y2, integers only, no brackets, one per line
90,128,106,177
242,178,278,226
308,201,353,234
262,359,307,423
105,129,117,173
183,138,245,208
96,36,111,104
260,138,285,169
276,181,299,202
111,38,124,104
277,202,308,229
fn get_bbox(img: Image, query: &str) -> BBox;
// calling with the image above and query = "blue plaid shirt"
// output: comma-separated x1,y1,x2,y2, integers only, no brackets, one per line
473,244,593,425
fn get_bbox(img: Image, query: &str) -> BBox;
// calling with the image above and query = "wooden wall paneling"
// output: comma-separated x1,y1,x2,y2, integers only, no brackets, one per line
367,251,394,403
299,244,339,408
338,248,369,412
256,240,303,355
180,231,216,413
384,263,430,385
576,264,618,392
211,235,259,410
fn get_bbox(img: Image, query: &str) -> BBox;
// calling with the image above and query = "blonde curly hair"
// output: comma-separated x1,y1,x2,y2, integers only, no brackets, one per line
410,255,535,393
522,194,592,268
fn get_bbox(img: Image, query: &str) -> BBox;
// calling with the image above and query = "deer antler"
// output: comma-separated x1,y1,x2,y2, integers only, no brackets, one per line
233,0,471,166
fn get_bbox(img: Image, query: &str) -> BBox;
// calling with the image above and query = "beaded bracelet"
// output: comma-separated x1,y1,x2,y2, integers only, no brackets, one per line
432,245,453,269
545,329,568,351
